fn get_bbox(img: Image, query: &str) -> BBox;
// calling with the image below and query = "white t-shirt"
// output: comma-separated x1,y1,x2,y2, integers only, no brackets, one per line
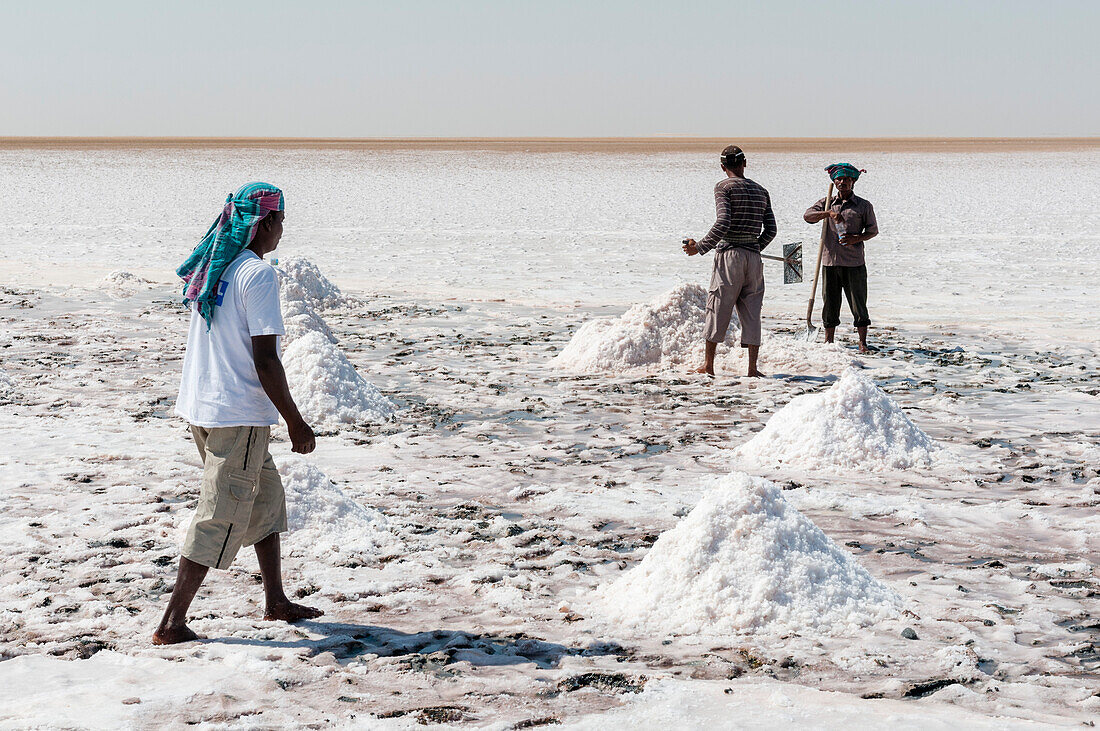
175,250,285,427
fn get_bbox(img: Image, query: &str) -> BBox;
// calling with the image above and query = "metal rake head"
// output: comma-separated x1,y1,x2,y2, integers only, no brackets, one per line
782,242,803,284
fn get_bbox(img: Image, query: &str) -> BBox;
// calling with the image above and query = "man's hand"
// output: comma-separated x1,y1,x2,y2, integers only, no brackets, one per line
826,209,841,221
252,334,317,454
287,418,316,454
682,238,699,256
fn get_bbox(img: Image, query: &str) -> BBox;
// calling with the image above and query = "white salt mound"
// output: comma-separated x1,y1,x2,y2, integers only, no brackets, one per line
736,368,938,471
280,457,400,565
281,296,337,345
102,270,151,299
594,472,900,636
275,258,345,311
554,284,734,372
282,331,394,427
552,283,853,375
275,257,340,345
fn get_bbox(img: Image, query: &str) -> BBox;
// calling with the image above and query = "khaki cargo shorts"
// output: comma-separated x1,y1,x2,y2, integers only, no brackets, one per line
704,247,765,347
182,425,288,570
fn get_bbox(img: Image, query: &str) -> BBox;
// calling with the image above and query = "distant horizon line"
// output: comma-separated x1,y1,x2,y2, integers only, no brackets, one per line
1,136,1097,153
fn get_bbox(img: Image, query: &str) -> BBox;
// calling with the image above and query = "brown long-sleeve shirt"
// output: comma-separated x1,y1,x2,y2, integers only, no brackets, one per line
805,194,878,267
697,176,777,255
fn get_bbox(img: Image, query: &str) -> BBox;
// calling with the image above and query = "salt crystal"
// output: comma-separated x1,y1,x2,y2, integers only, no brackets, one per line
281,297,337,345
0,370,16,402
101,270,151,299
553,284,853,375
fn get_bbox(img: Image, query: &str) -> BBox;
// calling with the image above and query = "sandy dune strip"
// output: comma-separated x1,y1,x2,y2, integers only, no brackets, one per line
0,136,1097,153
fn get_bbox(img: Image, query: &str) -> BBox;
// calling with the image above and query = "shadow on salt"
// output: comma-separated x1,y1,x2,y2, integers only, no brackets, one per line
205,621,616,669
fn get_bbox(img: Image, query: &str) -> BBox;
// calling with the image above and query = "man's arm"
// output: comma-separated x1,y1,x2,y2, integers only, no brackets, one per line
252,335,315,454
695,184,730,256
861,201,879,241
804,197,839,224
758,192,777,251
840,230,877,244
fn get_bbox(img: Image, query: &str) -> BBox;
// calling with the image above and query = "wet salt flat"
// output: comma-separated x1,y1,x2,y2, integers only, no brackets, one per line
2,148,1099,337
0,149,1098,728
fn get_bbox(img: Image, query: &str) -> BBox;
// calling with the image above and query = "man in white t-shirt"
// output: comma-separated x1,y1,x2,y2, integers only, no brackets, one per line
154,183,322,645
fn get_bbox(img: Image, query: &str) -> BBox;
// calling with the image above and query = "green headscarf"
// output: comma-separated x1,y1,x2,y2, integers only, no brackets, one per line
825,163,865,181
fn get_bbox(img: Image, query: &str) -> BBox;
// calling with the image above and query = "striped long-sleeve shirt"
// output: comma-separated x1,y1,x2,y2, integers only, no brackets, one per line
696,176,777,255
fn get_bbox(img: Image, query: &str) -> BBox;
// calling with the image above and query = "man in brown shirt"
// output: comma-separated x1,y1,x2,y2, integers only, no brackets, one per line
804,163,878,352
683,145,777,377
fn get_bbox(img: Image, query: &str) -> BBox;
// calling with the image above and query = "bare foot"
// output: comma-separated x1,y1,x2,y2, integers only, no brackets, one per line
152,624,200,645
690,365,716,377
858,344,875,354
746,370,767,378
264,601,324,622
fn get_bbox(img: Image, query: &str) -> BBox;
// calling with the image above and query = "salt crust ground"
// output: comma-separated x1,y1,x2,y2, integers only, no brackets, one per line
1,283,1096,728
553,283,854,376
562,677,1055,730
736,368,940,472
593,472,900,637
0,654,1053,730
1,151,1098,727
4,149,1097,341
0,650,327,729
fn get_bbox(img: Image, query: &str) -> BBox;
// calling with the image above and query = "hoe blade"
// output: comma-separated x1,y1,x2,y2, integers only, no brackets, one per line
783,242,803,284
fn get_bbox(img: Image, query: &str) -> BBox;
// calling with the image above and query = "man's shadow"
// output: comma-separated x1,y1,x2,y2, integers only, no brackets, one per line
207,620,621,669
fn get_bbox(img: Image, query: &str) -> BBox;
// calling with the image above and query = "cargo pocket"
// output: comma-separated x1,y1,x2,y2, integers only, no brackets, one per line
705,285,723,316
212,471,258,524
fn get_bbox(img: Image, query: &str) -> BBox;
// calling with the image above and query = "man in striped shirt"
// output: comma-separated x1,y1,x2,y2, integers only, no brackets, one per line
683,145,777,377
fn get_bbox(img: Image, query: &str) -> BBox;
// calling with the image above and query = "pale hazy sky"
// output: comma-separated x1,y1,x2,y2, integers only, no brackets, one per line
2,0,1096,137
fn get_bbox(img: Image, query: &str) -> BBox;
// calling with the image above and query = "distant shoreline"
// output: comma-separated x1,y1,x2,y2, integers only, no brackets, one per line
0,137,1096,153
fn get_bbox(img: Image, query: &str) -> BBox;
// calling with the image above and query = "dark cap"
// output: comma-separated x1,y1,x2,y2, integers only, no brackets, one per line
721,145,745,167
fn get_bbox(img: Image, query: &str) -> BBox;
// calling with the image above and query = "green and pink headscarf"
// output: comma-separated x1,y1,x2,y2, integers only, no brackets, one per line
826,163,866,181
177,182,284,327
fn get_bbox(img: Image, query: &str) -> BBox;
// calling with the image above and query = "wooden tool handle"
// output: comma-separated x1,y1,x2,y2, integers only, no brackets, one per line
805,182,835,325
